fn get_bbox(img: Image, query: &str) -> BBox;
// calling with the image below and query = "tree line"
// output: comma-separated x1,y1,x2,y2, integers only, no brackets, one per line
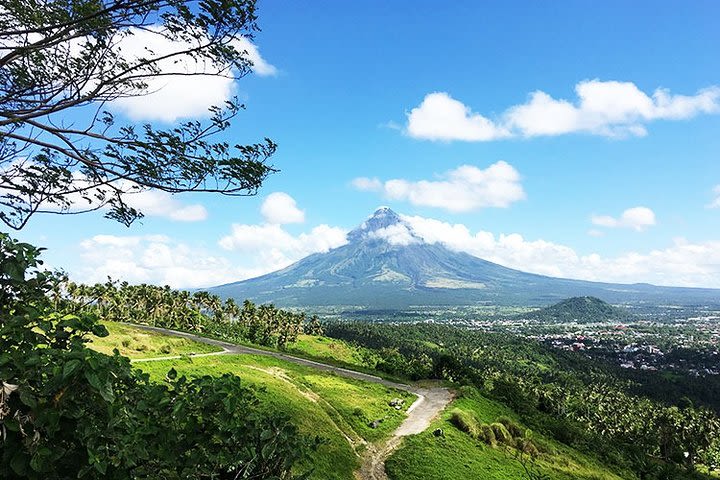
63,281,322,349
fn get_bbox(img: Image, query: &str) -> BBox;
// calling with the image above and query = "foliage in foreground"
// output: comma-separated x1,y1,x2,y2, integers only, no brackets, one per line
0,233,317,479
1,0,278,230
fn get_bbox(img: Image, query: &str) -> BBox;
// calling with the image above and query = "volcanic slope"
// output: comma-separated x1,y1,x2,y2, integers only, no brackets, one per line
210,208,719,308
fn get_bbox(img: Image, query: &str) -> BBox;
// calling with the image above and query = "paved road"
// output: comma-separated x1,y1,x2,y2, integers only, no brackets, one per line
126,323,453,480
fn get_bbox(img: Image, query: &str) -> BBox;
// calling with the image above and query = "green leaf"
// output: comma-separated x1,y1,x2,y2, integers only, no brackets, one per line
63,359,82,378
19,388,37,408
84,370,102,391
10,451,27,475
29,447,52,473
99,379,114,402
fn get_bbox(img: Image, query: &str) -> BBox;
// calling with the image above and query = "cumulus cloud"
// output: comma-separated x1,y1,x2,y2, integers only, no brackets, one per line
405,80,720,141
78,235,239,288
351,177,382,192
72,211,720,289
367,224,420,246
233,37,278,77
260,192,305,224
351,161,525,212
218,223,348,270
591,206,656,231
76,221,348,288
406,92,511,141
708,185,720,209
113,28,277,122
123,189,208,222
3,165,208,222
401,215,720,288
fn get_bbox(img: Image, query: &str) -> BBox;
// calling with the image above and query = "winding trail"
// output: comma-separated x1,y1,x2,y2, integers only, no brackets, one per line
126,324,453,480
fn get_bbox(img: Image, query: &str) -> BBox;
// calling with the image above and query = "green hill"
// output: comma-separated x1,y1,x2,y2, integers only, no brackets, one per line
90,322,646,480
89,322,413,479
386,388,630,480
520,296,633,323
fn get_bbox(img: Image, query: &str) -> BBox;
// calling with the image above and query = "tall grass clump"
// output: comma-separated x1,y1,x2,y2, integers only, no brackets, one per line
450,408,480,438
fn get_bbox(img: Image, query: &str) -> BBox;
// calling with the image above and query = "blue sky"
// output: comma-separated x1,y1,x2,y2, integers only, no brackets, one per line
13,0,720,289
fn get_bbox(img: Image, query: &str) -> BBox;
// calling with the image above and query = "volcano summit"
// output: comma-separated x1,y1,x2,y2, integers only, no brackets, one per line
209,208,719,308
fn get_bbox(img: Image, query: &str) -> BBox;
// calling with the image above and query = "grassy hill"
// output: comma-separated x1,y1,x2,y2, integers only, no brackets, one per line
519,296,633,323
386,388,631,480
88,322,413,479
88,322,647,480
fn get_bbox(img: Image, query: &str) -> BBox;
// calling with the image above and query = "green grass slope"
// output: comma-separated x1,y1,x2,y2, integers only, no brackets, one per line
88,321,222,357
386,388,632,480
90,323,413,479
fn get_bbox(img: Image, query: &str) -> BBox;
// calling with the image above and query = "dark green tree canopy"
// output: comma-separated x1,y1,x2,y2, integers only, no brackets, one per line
0,0,277,230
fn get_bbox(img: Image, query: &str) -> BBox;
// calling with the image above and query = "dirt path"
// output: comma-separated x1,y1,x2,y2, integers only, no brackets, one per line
125,324,453,480
357,387,453,480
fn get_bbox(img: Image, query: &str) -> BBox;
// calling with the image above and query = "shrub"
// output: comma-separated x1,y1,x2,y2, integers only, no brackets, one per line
0,233,318,479
516,438,541,457
456,385,479,399
498,416,525,438
491,422,513,445
480,424,497,446
450,408,480,438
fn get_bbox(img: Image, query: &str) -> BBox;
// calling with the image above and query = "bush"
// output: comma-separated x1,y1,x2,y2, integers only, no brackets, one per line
491,422,513,445
450,408,480,438
498,416,525,438
516,438,541,457
456,385,479,399
480,424,497,446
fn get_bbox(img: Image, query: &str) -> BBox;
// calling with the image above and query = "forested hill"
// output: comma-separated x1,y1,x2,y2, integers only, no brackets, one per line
519,296,634,323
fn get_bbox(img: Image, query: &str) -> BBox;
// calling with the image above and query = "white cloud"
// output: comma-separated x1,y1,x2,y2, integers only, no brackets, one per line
123,189,208,222
113,28,277,122
351,177,382,192
1,164,208,222
367,224,420,246
352,161,525,212
591,206,656,231
708,185,720,209
78,235,238,288
401,215,720,288
406,92,511,141
218,223,348,271
76,221,348,288
72,211,720,290
405,80,720,141
260,192,305,224
233,37,278,77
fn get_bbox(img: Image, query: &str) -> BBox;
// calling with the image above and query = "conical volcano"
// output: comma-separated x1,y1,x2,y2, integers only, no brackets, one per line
209,208,719,308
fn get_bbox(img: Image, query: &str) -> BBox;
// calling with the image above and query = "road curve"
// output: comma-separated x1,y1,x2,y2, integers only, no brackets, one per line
124,323,452,480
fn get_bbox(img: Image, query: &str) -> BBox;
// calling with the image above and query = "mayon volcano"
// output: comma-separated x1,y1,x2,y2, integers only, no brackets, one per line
209,208,719,308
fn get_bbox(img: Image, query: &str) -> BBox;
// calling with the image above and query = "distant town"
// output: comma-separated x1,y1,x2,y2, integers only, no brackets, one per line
313,302,720,377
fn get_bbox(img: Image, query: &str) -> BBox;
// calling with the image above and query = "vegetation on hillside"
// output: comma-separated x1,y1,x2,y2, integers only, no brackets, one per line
88,322,222,358
64,280,322,349
387,387,631,480
323,321,720,478
0,233,317,479
519,296,633,323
